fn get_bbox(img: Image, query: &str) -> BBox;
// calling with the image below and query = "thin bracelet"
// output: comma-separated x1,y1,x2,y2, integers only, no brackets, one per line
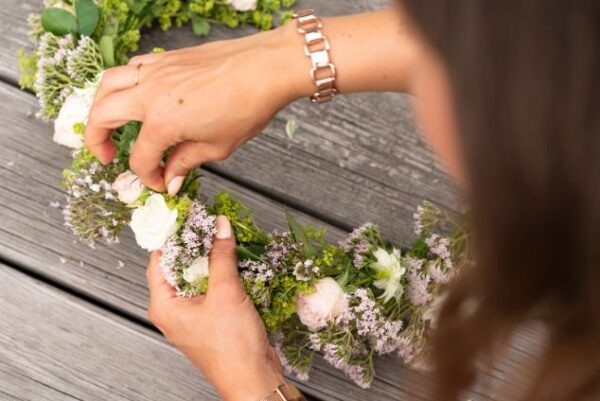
292,9,338,104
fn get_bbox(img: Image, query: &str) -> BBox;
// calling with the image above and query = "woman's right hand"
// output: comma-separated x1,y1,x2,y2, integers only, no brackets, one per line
84,22,313,195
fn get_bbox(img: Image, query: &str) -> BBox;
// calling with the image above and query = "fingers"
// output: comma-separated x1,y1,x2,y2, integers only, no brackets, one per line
128,118,178,192
85,87,146,164
95,64,145,103
146,251,177,303
164,141,218,196
207,216,244,299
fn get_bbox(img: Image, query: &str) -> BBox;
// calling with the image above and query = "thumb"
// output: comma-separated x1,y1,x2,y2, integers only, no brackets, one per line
164,141,215,197
207,216,244,298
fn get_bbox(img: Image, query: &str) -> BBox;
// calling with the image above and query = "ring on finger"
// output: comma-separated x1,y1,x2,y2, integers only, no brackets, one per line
134,63,143,86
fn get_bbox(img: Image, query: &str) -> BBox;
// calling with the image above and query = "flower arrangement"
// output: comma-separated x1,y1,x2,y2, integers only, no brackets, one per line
18,0,469,388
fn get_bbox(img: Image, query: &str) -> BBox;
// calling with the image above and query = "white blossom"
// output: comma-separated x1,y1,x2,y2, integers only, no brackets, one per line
53,85,95,149
183,256,210,283
130,194,178,251
227,0,257,11
371,247,406,303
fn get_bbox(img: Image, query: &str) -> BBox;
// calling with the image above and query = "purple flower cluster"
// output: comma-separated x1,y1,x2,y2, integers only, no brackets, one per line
159,202,216,295
339,223,377,269
63,161,130,246
322,344,371,389
351,288,404,354
273,332,310,382
264,232,298,271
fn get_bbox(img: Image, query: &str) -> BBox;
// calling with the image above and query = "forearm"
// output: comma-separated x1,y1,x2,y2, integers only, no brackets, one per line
275,8,420,101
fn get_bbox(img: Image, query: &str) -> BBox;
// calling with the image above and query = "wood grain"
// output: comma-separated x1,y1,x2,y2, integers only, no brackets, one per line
0,263,221,401
0,0,459,246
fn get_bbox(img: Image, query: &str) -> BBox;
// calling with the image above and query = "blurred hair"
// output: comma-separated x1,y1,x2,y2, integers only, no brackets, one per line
399,1,600,399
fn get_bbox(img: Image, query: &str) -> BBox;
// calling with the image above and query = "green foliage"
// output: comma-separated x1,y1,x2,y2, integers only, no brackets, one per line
16,49,38,90
286,212,316,258
211,191,267,244
236,244,265,261
75,0,100,36
262,275,314,333
113,121,140,163
42,8,79,36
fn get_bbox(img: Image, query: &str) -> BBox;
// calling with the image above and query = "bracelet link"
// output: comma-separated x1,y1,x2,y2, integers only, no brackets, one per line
293,10,338,104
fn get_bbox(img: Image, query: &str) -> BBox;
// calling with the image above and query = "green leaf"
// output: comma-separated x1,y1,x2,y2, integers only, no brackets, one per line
285,118,297,140
75,0,100,36
99,35,115,67
286,212,317,258
41,8,78,36
124,0,149,14
336,268,350,288
191,16,210,36
236,245,262,261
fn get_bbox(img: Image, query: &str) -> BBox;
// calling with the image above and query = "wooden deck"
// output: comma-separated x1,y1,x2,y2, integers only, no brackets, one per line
0,1,544,400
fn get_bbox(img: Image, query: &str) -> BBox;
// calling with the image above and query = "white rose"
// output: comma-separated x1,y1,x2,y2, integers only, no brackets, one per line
227,0,257,11
297,278,347,332
183,256,210,283
53,86,96,149
371,247,406,303
111,171,145,204
130,194,179,251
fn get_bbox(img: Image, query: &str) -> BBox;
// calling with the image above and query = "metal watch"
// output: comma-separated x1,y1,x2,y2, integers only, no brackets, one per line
255,383,307,401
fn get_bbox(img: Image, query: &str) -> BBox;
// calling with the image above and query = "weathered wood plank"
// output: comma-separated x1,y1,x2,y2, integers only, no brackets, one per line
0,81,545,401
0,263,220,401
0,0,459,246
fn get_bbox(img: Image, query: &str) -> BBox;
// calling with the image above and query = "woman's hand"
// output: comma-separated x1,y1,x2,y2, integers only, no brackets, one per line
146,216,285,401
84,9,419,195
85,23,312,195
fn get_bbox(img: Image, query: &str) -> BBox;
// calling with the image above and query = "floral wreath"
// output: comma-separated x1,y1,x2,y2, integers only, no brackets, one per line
18,0,468,388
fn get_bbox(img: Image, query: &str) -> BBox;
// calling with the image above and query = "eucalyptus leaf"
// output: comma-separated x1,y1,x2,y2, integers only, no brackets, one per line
75,0,100,36
42,8,78,36
286,212,317,258
285,118,298,140
192,16,210,36
336,268,350,288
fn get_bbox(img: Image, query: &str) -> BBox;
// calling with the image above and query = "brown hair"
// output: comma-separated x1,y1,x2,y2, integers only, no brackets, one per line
399,1,600,399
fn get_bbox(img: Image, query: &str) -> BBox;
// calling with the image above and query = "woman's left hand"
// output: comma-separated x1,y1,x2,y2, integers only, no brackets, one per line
146,216,285,401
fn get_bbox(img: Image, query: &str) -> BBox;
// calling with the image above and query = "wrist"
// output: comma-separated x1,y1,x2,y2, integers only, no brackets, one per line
216,361,286,401
266,20,317,104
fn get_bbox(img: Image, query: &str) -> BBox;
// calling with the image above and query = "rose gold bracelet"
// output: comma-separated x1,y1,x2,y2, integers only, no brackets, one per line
292,9,338,104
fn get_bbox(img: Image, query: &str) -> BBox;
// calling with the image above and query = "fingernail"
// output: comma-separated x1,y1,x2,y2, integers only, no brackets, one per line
167,176,185,196
215,215,232,239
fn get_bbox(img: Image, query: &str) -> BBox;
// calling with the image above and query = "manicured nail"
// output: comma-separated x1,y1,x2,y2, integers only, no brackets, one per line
167,176,185,196
215,215,232,239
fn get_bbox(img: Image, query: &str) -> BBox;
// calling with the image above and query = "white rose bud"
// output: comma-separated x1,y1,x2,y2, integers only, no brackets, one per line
183,256,210,283
53,86,95,149
111,171,145,205
227,0,257,11
130,194,179,251
297,277,347,332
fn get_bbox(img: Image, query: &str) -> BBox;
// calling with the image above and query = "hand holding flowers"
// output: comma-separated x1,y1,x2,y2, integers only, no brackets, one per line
146,216,286,401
